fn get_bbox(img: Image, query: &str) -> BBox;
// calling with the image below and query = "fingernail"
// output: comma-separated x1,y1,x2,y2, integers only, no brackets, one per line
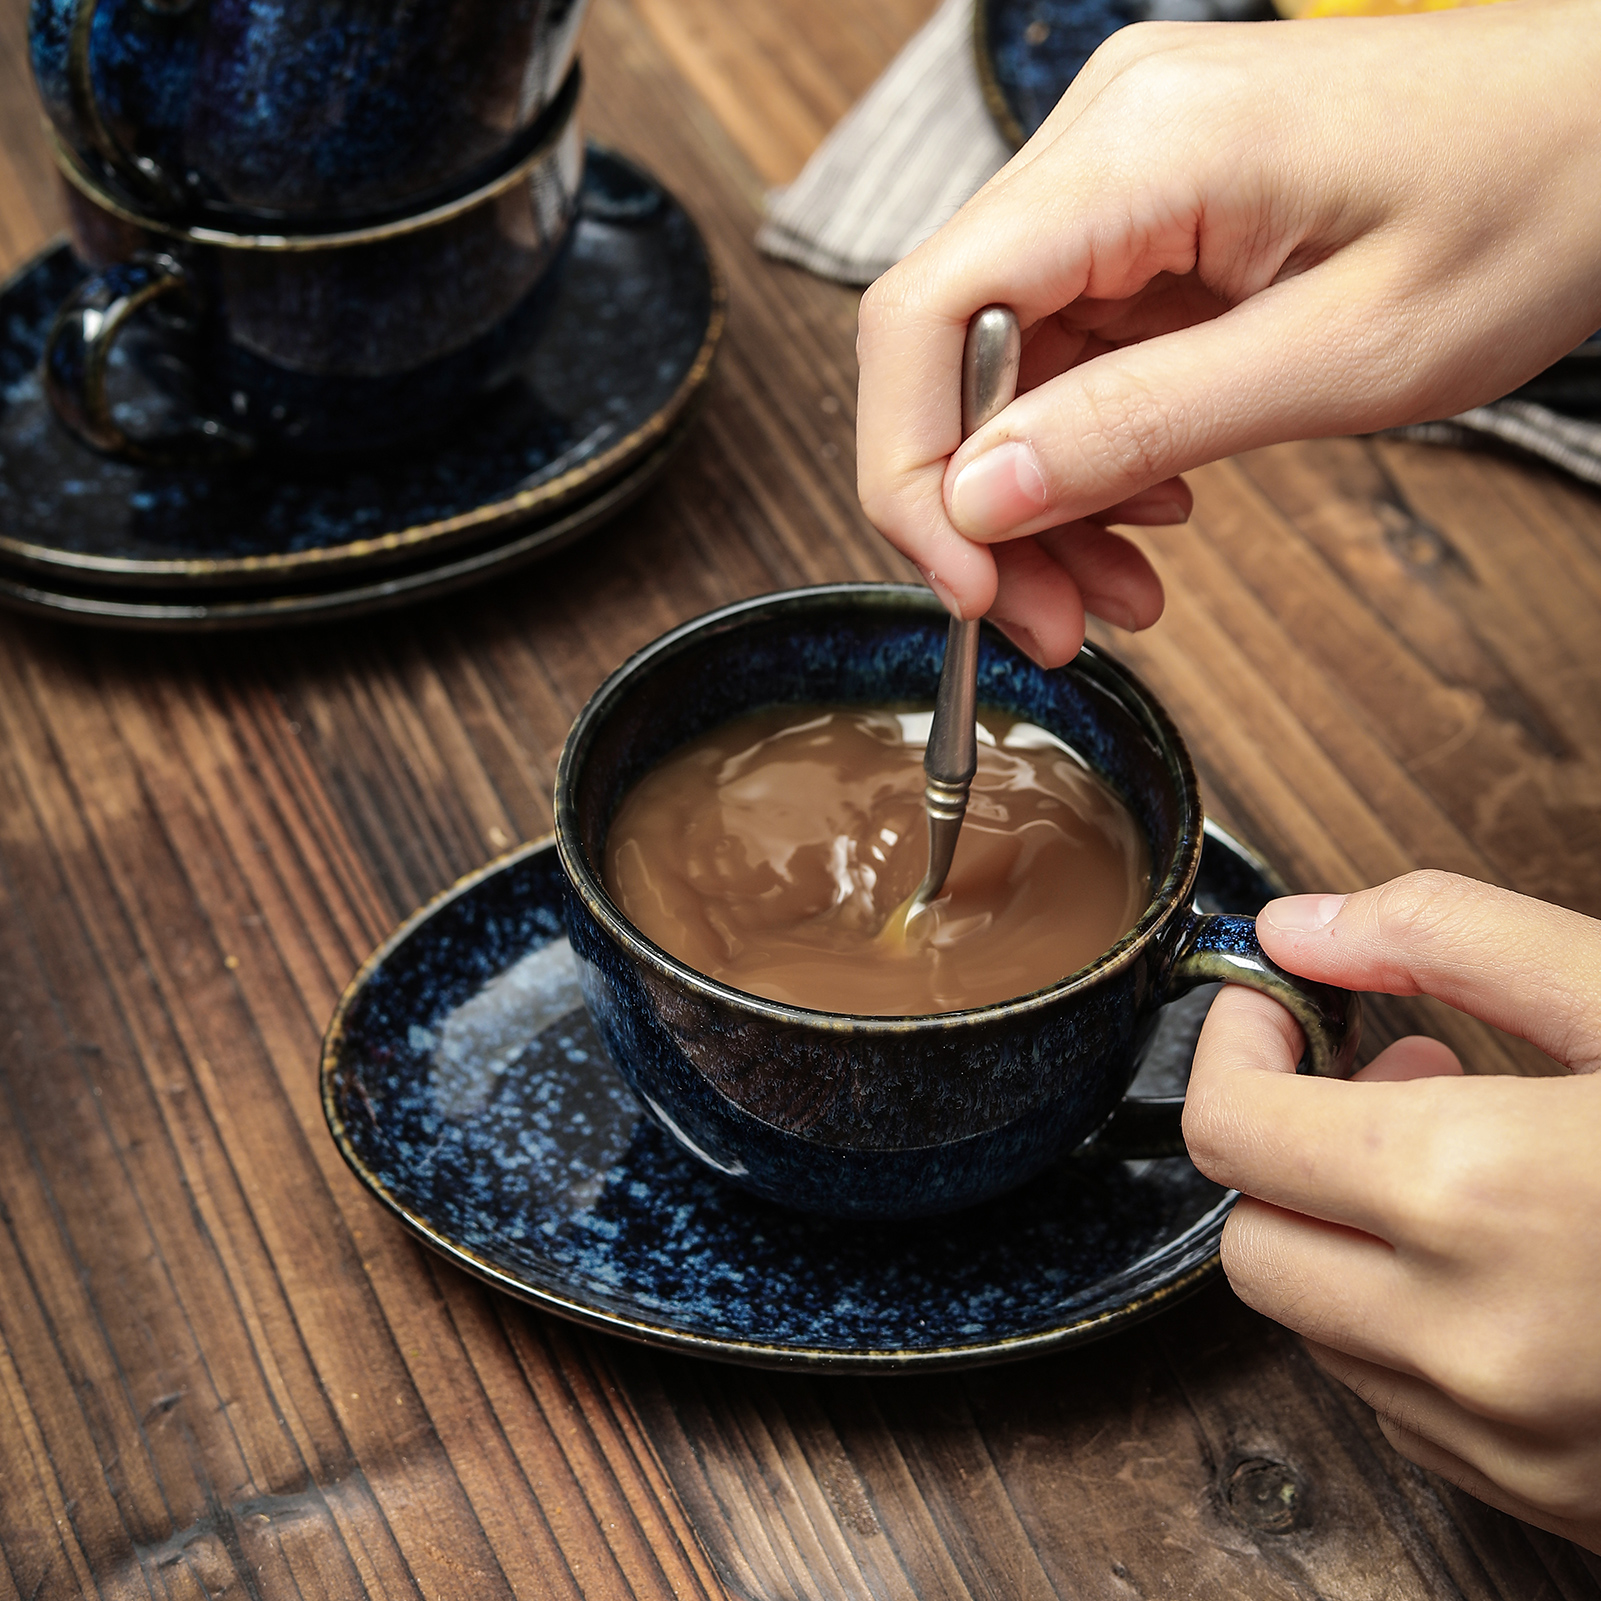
948,441,1048,540
1261,893,1347,934
993,619,1045,664
918,565,961,615
1083,594,1137,630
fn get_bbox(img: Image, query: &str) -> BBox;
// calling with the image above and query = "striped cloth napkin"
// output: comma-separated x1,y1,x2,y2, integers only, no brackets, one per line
757,0,1601,485
756,0,1008,286
1386,401,1601,489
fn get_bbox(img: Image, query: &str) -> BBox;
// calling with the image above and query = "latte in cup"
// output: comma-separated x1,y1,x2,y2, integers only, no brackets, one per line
556,584,1359,1217
603,702,1150,1016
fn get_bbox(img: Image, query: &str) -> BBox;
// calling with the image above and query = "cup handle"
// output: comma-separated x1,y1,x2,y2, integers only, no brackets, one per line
67,0,192,209
1091,906,1362,1159
43,253,253,467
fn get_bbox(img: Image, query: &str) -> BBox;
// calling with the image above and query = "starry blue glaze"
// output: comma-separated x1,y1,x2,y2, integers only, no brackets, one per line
322,830,1273,1368
0,146,716,577
555,586,1358,1218
556,586,1198,1218
978,0,1273,146
31,0,587,223
46,72,582,461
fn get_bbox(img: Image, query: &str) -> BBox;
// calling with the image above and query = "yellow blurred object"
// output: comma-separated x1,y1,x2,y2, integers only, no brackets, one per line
1276,0,1509,13
1287,0,1511,13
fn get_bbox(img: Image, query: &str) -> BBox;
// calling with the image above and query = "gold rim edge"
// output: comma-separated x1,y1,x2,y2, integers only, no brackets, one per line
0,426,690,627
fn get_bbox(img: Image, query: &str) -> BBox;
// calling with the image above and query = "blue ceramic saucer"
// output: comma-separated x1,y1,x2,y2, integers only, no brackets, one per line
321,822,1275,1371
0,144,721,591
0,424,688,630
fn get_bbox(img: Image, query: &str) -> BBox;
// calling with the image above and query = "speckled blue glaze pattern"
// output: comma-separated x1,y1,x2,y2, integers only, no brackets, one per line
46,73,582,460
0,425,692,629
31,0,588,222
977,0,1272,146
555,585,1358,1218
0,145,718,582
564,929,1148,1214
321,830,1274,1369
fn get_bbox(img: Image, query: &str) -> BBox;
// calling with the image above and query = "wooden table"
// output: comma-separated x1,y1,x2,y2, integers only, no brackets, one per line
1,1,1599,1596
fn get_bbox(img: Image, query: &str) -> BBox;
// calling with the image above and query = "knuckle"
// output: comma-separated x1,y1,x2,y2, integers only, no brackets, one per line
1073,369,1184,500
1216,1203,1271,1294
856,477,899,540
1084,21,1190,86
1366,869,1478,950
1096,30,1187,93
857,269,916,347
1386,1102,1496,1246
1515,1458,1601,1524
1076,28,1233,141
1179,1075,1232,1175
1428,1334,1558,1427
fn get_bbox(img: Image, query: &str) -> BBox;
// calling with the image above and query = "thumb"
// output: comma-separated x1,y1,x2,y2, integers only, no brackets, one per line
1255,871,1601,1073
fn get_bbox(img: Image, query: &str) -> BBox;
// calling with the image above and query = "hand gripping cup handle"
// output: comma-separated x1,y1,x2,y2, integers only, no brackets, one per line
1093,905,1362,1159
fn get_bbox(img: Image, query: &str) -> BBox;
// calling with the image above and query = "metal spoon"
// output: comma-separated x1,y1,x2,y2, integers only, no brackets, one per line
907,304,1022,919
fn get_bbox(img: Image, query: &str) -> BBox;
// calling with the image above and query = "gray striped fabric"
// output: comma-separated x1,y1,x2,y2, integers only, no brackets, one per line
756,0,1010,286
759,1,1601,486
1387,401,1601,489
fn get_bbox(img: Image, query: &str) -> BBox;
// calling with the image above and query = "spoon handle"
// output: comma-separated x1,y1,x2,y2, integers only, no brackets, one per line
918,305,1022,907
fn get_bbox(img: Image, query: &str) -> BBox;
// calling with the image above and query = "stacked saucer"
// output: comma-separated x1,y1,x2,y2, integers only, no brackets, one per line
0,146,723,630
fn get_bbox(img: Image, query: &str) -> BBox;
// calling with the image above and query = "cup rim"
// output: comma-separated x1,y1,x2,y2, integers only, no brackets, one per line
554,582,1206,1031
47,59,582,253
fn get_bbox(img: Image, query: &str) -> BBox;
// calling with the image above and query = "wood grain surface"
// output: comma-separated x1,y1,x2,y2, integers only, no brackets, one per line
1,0,1599,1595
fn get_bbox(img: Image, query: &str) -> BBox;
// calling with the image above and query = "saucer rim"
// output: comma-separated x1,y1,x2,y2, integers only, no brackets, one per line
0,417,696,630
0,149,724,588
321,825,1256,1372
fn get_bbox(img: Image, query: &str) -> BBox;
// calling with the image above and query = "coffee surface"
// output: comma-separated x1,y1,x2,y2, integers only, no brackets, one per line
603,704,1151,1015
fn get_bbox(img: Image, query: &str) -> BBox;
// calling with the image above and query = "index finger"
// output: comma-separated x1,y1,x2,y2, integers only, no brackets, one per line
854,145,1203,618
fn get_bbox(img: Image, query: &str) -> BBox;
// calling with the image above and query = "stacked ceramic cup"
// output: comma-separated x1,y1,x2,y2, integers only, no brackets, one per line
0,0,720,630
30,0,590,463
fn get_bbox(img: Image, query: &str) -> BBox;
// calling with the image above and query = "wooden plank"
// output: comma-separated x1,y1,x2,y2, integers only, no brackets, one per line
0,0,62,275
620,1283,1596,1600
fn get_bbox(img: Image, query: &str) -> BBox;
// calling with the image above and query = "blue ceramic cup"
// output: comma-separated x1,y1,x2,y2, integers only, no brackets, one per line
555,583,1362,1220
30,0,589,224
42,65,582,463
